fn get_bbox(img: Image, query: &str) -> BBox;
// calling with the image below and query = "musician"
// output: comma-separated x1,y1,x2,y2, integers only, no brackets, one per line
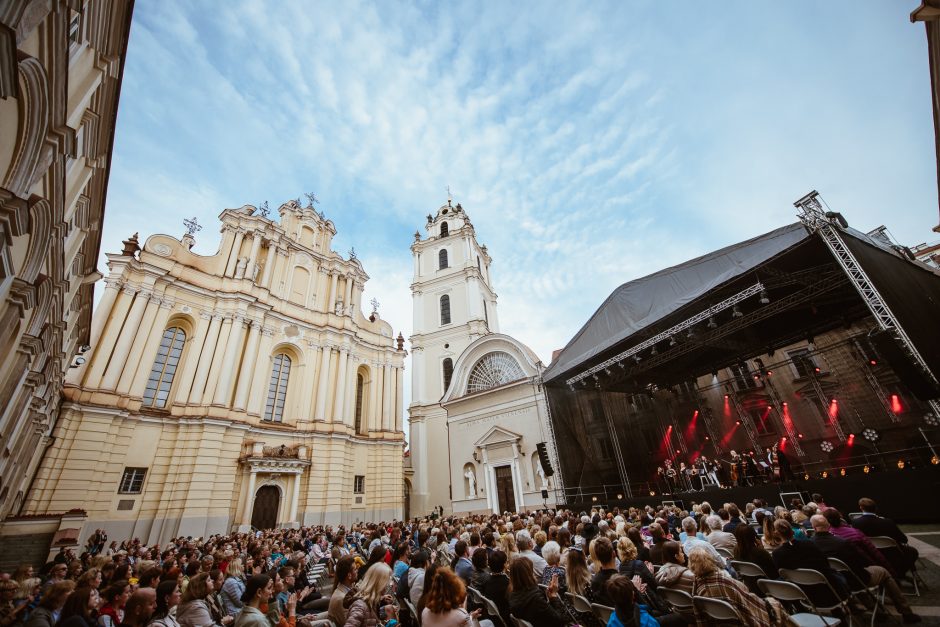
773,442,794,481
729,450,743,487
663,459,678,493
745,451,760,485
699,455,719,488
679,461,693,492
656,465,667,494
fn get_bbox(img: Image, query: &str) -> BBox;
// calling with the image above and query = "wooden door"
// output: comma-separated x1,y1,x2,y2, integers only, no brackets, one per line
494,465,516,514
251,485,280,530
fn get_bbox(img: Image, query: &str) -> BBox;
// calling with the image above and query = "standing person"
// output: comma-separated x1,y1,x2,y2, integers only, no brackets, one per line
146,581,181,627
58,587,101,627
26,581,75,627
119,590,156,627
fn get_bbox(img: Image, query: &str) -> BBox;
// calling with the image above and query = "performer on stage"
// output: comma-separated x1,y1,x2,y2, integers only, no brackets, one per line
729,450,743,487
679,461,693,492
663,459,678,494
773,442,794,481
745,451,760,486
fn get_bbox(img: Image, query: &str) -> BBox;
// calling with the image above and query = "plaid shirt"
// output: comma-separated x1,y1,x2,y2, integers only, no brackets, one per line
692,570,789,627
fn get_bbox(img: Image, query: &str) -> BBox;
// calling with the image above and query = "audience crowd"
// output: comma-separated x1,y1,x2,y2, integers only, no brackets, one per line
0,494,923,627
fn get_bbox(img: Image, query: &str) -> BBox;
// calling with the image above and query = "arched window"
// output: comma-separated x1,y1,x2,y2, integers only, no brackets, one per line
438,249,448,269
355,373,365,433
440,294,451,325
264,354,292,422
142,327,186,408
467,351,525,394
440,222,449,237
442,358,454,392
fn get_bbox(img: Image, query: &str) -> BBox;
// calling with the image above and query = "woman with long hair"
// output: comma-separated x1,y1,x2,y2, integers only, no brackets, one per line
204,570,228,626
176,573,215,627
342,562,397,627
76,570,103,591
761,516,783,550
57,587,100,627
507,557,567,627
654,541,694,595
420,568,479,627
219,559,246,619
97,580,130,627
625,527,650,564
146,581,181,627
562,548,601,627
497,534,517,560
25,581,74,627
357,546,388,583
732,524,778,580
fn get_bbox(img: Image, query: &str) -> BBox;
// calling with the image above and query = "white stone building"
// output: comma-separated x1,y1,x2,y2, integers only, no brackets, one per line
408,200,560,516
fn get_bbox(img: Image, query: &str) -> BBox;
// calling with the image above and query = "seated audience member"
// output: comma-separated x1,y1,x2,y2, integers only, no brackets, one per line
770,519,849,599
469,547,491,591
507,557,568,627
146,581,181,627
654,541,694,595
516,533,548,578
704,515,737,553
616,538,656,592
176,573,217,627
810,515,920,624
344,563,397,627
565,548,603,627
688,546,790,627
732,524,778,579
853,498,918,572
626,527,651,563
451,541,473,585
120,589,157,627
604,575,659,627
823,509,896,575
58,587,101,627
540,541,566,591
589,537,621,606
647,523,669,565
25,581,74,627
479,550,510,626
328,556,356,627
420,568,480,627
98,580,131,627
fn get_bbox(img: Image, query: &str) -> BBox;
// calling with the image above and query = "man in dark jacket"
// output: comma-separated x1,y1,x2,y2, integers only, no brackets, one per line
770,519,849,600
811,515,920,623
853,498,918,573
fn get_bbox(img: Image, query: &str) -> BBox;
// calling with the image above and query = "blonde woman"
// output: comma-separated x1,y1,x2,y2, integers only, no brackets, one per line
497,533,517,559
219,559,246,618
342,562,397,626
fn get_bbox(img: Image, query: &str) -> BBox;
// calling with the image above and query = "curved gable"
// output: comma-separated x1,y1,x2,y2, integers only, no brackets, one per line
441,333,542,402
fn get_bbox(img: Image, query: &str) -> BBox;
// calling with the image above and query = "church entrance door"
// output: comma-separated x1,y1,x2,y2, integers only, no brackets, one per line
251,485,280,530
494,465,515,514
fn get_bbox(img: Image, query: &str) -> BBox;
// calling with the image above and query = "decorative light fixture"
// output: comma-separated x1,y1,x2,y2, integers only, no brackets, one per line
760,289,770,304
707,316,717,329
863,465,870,474
732,305,743,318
862,428,879,442
592,496,598,502
839,468,846,476
897,459,905,470
803,473,810,480
925,412,939,427
820,441,834,453
616,494,623,500
822,470,829,478
932,455,939,466
649,490,656,496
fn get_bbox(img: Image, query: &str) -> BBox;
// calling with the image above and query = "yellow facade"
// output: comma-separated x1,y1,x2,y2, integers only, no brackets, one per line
0,0,133,519
24,201,406,543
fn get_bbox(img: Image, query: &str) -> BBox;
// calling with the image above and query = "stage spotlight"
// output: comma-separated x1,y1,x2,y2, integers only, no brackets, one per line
633,354,642,364
803,473,810,480
926,412,939,427
863,465,870,474
862,428,879,442
616,493,623,500
840,468,846,476
669,335,677,347
704,435,710,441
869,359,877,366
724,394,730,399
649,490,656,496
933,455,939,465
735,420,741,425
814,367,821,374
822,470,829,478
797,433,804,439
847,433,855,444
766,370,773,376
820,440,834,453
890,394,902,414
897,459,905,469
651,345,658,356
592,496,598,502
759,289,770,304
707,316,717,329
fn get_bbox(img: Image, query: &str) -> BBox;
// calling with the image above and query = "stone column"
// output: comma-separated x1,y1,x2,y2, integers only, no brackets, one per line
121,299,174,396
212,315,248,406
272,247,289,296
246,232,263,281
382,361,393,431
511,442,524,511
187,314,223,404
259,246,275,288
242,469,258,526
233,321,262,411
246,327,275,416
174,312,211,403
343,276,353,315
84,286,135,388
327,271,339,313
395,367,404,432
225,230,245,277
314,345,332,421
332,347,349,423
88,278,121,348
345,354,358,427
100,290,151,391
370,361,382,431
115,295,162,393
289,472,301,524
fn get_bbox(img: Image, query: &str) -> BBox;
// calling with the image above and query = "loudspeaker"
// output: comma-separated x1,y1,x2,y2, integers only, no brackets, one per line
541,489,549,499
869,329,940,400
536,442,554,476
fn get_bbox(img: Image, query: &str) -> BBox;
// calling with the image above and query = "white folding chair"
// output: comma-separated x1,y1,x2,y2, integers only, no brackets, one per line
827,557,884,627
779,568,852,626
729,560,767,595
869,535,923,597
693,596,744,624
658,587,694,617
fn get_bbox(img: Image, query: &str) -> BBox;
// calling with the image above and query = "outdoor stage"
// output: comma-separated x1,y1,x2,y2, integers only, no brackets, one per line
560,466,940,524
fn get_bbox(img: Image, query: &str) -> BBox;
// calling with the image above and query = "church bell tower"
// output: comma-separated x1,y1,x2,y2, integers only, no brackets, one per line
408,198,498,516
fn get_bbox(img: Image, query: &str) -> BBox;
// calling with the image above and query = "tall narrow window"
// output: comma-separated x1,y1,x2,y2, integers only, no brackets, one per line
440,222,449,237
442,358,454,392
440,295,451,325
438,249,448,269
477,256,481,271
355,373,364,433
264,354,292,422
142,327,186,408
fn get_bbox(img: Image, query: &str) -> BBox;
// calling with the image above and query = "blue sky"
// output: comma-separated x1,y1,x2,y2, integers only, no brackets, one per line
103,0,937,380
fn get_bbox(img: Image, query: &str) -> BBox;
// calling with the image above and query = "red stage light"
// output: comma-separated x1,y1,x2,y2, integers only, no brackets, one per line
891,394,902,414
724,394,729,399
781,436,787,441
667,425,673,431
814,367,821,373
704,436,710,440
798,433,804,439
735,420,741,425
847,433,855,445
869,359,877,366
782,401,788,406
766,370,772,376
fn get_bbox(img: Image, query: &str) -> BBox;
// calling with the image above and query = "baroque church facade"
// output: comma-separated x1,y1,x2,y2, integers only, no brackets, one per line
23,200,406,543
408,200,560,516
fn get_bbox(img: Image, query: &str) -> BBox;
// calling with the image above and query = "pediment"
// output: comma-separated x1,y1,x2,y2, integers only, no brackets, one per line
474,425,522,448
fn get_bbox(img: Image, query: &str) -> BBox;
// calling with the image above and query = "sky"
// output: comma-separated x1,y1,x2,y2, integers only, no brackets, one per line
101,1,938,427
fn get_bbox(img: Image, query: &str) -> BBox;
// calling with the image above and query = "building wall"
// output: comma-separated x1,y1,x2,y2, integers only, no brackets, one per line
23,201,406,542
0,0,134,520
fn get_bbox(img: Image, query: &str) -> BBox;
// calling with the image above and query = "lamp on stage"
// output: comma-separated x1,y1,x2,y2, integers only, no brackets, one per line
862,428,879,442
897,459,905,469
925,412,939,427
760,289,770,304
732,305,743,318
707,316,717,329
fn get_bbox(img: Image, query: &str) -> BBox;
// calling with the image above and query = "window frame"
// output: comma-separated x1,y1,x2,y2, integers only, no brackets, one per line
264,353,292,422
118,467,148,494
440,294,451,325
354,373,365,433
142,326,187,409
442,357,454,393
440,222,449,237
438,248,449,270
354,475,365,494
787,348,819,379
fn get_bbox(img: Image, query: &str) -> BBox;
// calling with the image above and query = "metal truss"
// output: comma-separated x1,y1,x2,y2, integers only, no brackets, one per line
603,408,633,498
796,191,940,417
694,378,725,453
726,387,762,452
538,379,566,500
761,376,805,456
566,283,765,386
806,371,846,442
851,339,901,424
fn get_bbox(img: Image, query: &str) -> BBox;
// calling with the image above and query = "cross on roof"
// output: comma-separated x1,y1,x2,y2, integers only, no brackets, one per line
183,217,202,236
